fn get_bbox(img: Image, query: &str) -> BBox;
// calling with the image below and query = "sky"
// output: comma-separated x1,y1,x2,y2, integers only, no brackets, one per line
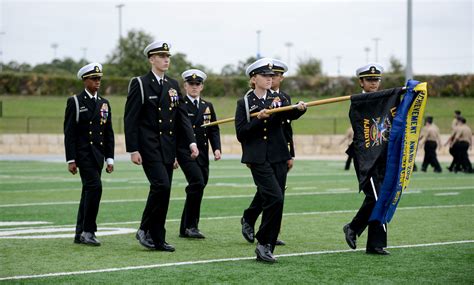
0,0,472,76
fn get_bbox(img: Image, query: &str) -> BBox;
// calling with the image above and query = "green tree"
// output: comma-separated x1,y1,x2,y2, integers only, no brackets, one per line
387,55,404,74
296,57,322,76
106,29,154,77
105,29,206,79
220,56,256,76
32,58,87,75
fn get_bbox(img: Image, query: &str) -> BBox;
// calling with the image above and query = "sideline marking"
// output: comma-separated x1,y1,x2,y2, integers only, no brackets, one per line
0,221,50,227
0,227,136,239
434,192,459,196
0,240,472,281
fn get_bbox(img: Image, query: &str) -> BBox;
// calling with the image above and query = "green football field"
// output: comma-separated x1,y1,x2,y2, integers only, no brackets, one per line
0,159,473,283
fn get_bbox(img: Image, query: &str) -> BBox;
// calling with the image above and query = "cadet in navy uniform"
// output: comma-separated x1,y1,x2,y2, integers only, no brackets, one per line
124,41,199,252
235,58,306,263
343,63,390,255
64,63,115,246
240,59,305,247
177,69,221,239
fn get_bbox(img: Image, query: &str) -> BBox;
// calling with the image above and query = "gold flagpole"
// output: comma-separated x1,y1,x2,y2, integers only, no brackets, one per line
201,95,351,127
201,87,406,127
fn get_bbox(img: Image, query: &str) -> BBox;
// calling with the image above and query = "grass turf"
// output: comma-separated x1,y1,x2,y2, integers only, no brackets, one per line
0,159,473,283
1,96,473,134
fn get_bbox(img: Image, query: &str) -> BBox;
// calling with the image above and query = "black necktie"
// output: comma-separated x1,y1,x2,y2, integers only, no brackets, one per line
159,79,163,86
194,99,199,108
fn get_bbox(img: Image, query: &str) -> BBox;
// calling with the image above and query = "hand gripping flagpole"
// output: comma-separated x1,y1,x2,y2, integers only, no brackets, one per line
201,87,406,128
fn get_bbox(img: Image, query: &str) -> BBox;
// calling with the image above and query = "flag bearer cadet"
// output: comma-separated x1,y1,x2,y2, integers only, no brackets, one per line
343,63,390,255
235,58,306,263
240,59,306,247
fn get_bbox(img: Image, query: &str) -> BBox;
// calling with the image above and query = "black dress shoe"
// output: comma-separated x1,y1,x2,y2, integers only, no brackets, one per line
74,233,82,244
275,239,286,246
80,232,101,246
255,243,276,263
343,224,357,249
136,229,155,249
155,242,175,252
241,217,255,243
366,247,390,255
180,228,205,239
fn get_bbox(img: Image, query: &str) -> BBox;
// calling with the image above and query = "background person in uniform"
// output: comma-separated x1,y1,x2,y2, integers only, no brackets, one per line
343,63,390,255
64,63,114,246
235,58,306,263
124,40,198,252
340,127,354,170
419,116,442,173
240,59,305,247
177,69,221,239
450,116,473,173
452,110,461,130
446,110,462,172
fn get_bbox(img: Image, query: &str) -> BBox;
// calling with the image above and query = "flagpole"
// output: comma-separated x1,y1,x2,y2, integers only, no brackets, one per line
370,177,387,232
202,95,351,127
202,87,406,127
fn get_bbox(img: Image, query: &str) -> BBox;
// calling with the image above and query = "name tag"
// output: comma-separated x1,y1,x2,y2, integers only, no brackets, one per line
249,105,258,112
149,96,157,99
187,113,195,117
79,108,88,113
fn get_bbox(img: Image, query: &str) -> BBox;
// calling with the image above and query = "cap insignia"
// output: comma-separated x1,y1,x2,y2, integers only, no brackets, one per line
192,73,197,79
370,67,375,73
163,43,169,50
95,66,100,72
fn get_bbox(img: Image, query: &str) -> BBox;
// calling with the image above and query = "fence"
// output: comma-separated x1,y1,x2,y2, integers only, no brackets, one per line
1,115,471,135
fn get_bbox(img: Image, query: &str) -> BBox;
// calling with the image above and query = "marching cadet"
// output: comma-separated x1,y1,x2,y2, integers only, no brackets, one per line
420,116,442,173
450,117,473,173
124,40,198,252
64,63,114,246
446,110,462,172
236,58,306,263
343,63,390,255
240,59,305,247
177,69,221,239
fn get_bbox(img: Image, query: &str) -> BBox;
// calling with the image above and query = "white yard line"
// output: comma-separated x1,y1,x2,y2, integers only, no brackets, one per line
0,240,472,281
2,204,472,231
2,184,473,208
0,190,359,208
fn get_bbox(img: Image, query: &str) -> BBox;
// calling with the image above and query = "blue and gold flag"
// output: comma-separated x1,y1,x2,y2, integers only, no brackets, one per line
370,80,428,224
349,88,402,193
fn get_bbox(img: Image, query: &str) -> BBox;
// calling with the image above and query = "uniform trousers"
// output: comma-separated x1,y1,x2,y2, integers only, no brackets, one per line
349,184,387,249
76,164,103,234
422,141,442,172
140,161,174,244
247,161,286,248
179,161,209,234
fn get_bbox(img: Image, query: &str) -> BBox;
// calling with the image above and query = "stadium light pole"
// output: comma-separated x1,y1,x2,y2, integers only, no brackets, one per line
364,47,370,63
256,30,261,59
81,47,87,60
336,56,342,76
0,31,5,73
285,42,293,74
405,0,413,81
51,43,58,60
116,4,125,40
372,37,380,62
